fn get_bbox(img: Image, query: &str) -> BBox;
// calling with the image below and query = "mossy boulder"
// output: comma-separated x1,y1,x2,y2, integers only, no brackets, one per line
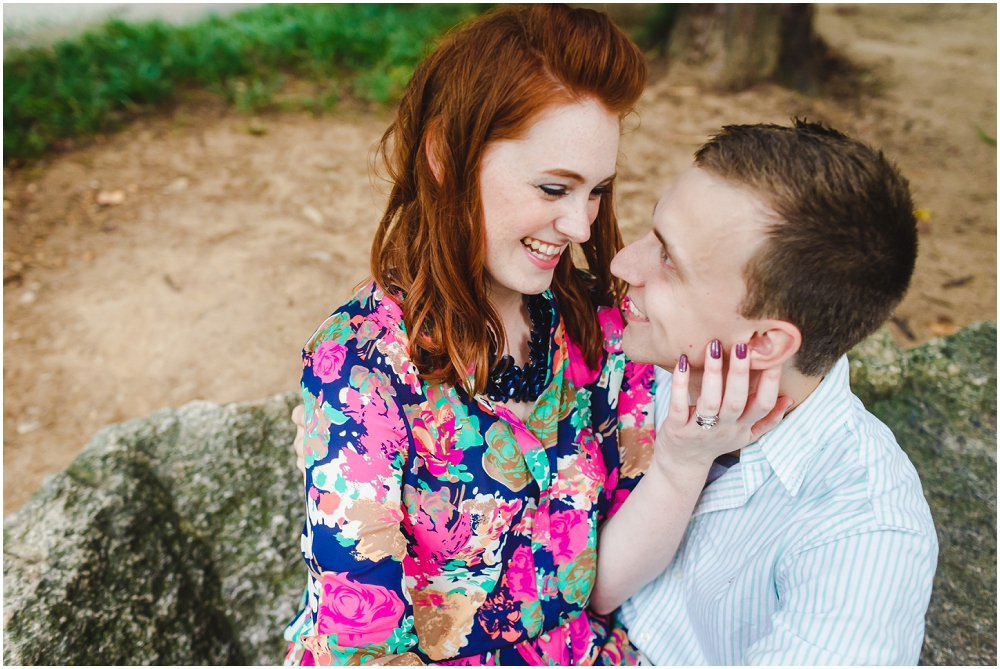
849,322,997,666
3,324,996,665
3,393,303,665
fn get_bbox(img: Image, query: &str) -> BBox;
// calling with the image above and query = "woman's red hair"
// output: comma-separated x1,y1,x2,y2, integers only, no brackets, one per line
371,3,647,395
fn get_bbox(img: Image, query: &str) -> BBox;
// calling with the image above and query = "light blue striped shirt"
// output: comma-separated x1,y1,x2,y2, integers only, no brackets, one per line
619,356,938,665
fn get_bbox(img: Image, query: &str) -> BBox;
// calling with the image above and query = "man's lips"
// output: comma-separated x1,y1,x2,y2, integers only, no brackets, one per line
624,295,649,323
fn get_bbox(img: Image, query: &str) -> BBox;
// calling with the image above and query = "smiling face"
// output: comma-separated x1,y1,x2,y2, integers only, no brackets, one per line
611,166,776,370
479,98,620,302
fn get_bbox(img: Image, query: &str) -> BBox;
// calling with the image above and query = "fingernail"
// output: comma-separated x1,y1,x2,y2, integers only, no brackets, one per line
710,339,722,359
678,354,688,373
736,343,747,360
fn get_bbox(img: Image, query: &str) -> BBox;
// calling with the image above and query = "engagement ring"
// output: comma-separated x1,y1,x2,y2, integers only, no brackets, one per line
695,411,720,429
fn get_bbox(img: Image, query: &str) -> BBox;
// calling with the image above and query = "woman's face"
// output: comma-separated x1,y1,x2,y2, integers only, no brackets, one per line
479,98,621,302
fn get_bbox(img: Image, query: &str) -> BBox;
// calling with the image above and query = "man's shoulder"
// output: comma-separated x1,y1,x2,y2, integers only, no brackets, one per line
799,392,936,540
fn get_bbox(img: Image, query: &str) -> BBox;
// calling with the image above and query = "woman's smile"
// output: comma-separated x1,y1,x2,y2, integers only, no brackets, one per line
521,235,565,269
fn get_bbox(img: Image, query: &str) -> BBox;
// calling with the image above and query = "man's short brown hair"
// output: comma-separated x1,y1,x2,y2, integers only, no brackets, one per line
695,120,918,376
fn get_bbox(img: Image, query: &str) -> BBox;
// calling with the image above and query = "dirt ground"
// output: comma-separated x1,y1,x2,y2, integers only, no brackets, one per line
3,4,996,513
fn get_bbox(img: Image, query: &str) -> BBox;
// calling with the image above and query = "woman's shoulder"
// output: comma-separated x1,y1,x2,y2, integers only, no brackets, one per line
302,281,422,393
304,281,403,351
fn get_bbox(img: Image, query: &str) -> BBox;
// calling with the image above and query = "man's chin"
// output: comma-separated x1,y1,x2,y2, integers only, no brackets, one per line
621,327,676,368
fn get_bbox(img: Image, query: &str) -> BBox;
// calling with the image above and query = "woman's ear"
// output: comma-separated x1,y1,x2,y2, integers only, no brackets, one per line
423,125,444,184
748,320,802,370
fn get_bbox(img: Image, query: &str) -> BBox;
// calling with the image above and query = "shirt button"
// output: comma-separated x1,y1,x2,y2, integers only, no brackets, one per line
638,631,652,645
673,568,683,580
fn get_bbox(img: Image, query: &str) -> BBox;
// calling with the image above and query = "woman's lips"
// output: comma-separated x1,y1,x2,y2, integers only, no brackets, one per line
624,295,649,323
521,236,564,270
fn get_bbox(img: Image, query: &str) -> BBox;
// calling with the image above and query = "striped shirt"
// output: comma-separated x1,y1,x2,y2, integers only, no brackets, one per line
619,356,938,665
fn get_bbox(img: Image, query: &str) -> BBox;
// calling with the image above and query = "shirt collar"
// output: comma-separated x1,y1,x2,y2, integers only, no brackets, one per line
750,355,855,497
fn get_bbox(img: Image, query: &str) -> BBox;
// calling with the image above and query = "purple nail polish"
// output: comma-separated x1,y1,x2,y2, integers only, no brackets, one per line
678,354,688,373
710,339,722,359
736,342,747,360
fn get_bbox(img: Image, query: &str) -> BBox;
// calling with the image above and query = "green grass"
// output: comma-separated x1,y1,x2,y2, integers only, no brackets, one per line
3,3,487,163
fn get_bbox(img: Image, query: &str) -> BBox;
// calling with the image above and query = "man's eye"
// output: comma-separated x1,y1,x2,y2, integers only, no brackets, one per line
539,185,567,196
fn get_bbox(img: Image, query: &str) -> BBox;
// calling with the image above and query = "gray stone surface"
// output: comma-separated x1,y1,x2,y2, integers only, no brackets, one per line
3,323,996,665
849,322,997,666
3,392,303,665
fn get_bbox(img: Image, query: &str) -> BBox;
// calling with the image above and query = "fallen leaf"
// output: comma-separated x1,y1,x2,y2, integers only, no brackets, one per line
914,208,931,222
942,275,974,289
96,190,126,205
248,120,268,136
928,316,960,337
162,177,189,194
83,251,95,261
302,205,325,226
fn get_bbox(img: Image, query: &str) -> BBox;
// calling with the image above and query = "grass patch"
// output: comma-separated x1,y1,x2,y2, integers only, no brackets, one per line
3,3,486,163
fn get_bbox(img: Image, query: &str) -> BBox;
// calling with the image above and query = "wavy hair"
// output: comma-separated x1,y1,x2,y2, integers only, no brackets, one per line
371,3,647,394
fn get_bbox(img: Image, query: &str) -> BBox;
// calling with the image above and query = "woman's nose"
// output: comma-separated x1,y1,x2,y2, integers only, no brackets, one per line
554,196,594,244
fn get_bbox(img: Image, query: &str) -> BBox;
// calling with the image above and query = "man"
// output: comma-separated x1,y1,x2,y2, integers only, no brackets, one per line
603,121,938,664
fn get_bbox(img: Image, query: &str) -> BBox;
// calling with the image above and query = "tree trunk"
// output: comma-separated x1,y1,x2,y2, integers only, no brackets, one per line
666,4,823,93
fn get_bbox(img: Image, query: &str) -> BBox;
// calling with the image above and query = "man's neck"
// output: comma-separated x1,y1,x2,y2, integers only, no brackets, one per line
686,359,823,414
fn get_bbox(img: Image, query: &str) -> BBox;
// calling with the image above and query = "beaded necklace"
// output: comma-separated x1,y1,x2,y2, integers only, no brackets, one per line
484,293,553,403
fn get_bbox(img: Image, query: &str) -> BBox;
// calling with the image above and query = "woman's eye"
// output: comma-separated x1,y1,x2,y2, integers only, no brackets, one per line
539,185,567,197
590,185,612,199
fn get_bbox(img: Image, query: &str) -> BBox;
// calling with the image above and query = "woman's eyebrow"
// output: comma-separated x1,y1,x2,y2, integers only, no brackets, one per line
543,169,616,184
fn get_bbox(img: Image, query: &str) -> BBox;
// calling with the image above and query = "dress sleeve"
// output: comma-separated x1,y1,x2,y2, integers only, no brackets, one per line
602,358,656,523
743,529,937,665
297,336,418,664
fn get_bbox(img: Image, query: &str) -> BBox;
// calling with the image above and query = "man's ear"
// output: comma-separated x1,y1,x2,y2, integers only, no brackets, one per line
747,320,802,370
423,124,444,184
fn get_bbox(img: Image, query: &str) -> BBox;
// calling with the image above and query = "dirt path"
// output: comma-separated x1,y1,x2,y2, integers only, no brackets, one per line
4,4,996,513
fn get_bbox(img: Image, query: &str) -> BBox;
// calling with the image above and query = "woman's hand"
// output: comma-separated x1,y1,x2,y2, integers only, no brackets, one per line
650,339,794,481
291,404,306,480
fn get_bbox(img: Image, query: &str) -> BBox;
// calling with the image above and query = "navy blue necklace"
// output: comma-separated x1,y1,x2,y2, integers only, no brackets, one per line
485,293,553,403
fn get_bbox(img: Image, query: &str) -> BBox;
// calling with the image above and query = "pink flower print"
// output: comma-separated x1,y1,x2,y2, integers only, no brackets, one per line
565,335,600,387
618,361,655,423
568,611,597,665
535,625,570,665
608,488,630,519
598,304,624,353
604,467,619,501
317,572,405,647
313,340,348,383
506,545,538,602
546,509,590,566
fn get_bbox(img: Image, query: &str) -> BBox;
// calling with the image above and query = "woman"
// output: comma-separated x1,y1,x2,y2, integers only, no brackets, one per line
284,5,780,665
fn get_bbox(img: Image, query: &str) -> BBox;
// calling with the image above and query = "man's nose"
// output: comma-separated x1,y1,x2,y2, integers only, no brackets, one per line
610,242,643,284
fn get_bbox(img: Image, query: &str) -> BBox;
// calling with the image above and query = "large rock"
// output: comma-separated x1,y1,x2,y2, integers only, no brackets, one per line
3,392,304,665
3,324,996,665
849,322,997,666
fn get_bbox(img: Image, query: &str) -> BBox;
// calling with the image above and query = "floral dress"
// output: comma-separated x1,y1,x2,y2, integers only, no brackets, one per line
284,281,655,666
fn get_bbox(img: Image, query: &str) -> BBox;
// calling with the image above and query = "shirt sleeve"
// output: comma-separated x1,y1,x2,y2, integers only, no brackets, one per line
298,339,417,664
743,528,937,665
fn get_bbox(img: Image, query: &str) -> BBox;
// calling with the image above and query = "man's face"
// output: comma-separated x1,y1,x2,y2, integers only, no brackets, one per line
611,166,774,370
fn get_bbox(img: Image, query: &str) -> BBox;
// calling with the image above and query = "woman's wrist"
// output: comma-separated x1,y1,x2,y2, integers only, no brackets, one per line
647,438,714,494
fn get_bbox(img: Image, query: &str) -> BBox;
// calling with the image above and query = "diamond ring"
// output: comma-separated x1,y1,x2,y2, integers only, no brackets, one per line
695,411,720,429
